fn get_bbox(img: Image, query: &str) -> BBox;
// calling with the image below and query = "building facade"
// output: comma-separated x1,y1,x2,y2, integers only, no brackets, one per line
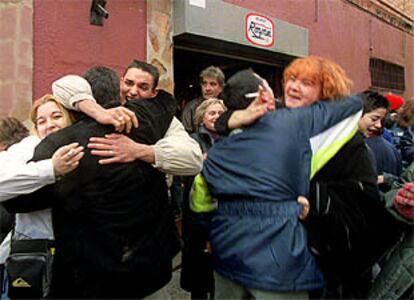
0,0,413,120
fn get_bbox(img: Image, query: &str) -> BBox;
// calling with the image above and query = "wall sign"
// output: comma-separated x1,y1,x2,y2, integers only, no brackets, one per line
245,13,274,48
189,0,206,9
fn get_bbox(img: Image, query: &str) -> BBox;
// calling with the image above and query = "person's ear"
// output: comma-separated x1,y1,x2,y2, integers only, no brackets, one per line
152,88,159,97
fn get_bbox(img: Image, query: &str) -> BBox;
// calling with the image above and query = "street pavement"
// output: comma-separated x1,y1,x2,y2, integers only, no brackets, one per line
166,253,190,300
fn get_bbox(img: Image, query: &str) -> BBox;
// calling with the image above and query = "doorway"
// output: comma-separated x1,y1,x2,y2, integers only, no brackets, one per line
173,48,287,113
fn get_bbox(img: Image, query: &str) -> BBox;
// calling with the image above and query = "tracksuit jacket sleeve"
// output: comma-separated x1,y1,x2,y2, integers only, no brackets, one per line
306,95,362,135
214,110,234,136
305,96,363,178
308,134,379,218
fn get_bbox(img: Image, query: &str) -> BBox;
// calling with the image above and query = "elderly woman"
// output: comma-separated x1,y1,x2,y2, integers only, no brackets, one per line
191,98,226,154
180,98,226,300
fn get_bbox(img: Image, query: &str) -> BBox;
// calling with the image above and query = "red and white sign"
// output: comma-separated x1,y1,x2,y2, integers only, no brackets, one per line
245,13,274,48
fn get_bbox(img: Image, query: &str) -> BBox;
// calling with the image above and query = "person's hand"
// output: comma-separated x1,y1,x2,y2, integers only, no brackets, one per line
95,107,139,133
228,85,276,129
297,195,310,220
52,143,84,177
76,101,138,133
259,78,276,111
393,182,414,220
88,133,155,164
377,175,384,184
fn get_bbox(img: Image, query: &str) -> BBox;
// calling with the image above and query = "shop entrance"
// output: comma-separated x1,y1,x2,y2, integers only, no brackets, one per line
173,47,288,113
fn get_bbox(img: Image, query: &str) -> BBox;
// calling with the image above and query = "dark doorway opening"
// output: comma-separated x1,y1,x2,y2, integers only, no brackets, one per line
173,48,287,114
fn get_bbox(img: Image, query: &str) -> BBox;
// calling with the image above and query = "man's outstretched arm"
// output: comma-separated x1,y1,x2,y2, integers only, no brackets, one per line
88,117,203,175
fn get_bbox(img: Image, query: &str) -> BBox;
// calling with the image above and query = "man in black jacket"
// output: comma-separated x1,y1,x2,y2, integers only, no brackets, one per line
4,75,181,298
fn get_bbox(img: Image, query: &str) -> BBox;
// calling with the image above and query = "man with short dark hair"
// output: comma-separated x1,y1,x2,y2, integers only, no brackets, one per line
76,61,203,176
84,66,121,107
120,60,160,102
181,65,225,133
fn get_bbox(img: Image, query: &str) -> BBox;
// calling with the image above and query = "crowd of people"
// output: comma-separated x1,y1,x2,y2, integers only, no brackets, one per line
0,56,412,300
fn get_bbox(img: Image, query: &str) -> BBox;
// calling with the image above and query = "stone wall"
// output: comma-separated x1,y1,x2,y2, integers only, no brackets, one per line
147,0,174,94
0,0,33,122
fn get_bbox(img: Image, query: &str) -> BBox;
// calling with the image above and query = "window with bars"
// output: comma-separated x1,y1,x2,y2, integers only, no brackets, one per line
370,58,405,91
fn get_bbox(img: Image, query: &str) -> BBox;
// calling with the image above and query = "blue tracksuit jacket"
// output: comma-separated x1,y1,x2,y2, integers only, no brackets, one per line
201,95,362,292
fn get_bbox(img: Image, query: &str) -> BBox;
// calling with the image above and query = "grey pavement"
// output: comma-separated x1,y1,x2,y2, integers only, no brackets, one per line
166,252,190,300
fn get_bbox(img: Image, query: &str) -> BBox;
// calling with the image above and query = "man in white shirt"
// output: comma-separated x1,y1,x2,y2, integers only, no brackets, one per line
55,62,203,176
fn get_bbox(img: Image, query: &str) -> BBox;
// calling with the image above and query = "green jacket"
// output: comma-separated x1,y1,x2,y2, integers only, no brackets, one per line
368,163,414,299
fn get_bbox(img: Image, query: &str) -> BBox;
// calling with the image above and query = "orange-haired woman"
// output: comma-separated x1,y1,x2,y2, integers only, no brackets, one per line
208,56,399,299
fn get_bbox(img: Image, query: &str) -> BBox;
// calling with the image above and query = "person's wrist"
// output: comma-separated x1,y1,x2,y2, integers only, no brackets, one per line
74,99,86,110
228,110,244,129
53,167,63,181
144,145,155,163
77,100,105,120
75,99,95,112
132,142,144,160
236,110,246,126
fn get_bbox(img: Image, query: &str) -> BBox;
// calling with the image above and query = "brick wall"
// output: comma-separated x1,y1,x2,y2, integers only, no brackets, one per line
0,0,33,122
33,0,146,101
